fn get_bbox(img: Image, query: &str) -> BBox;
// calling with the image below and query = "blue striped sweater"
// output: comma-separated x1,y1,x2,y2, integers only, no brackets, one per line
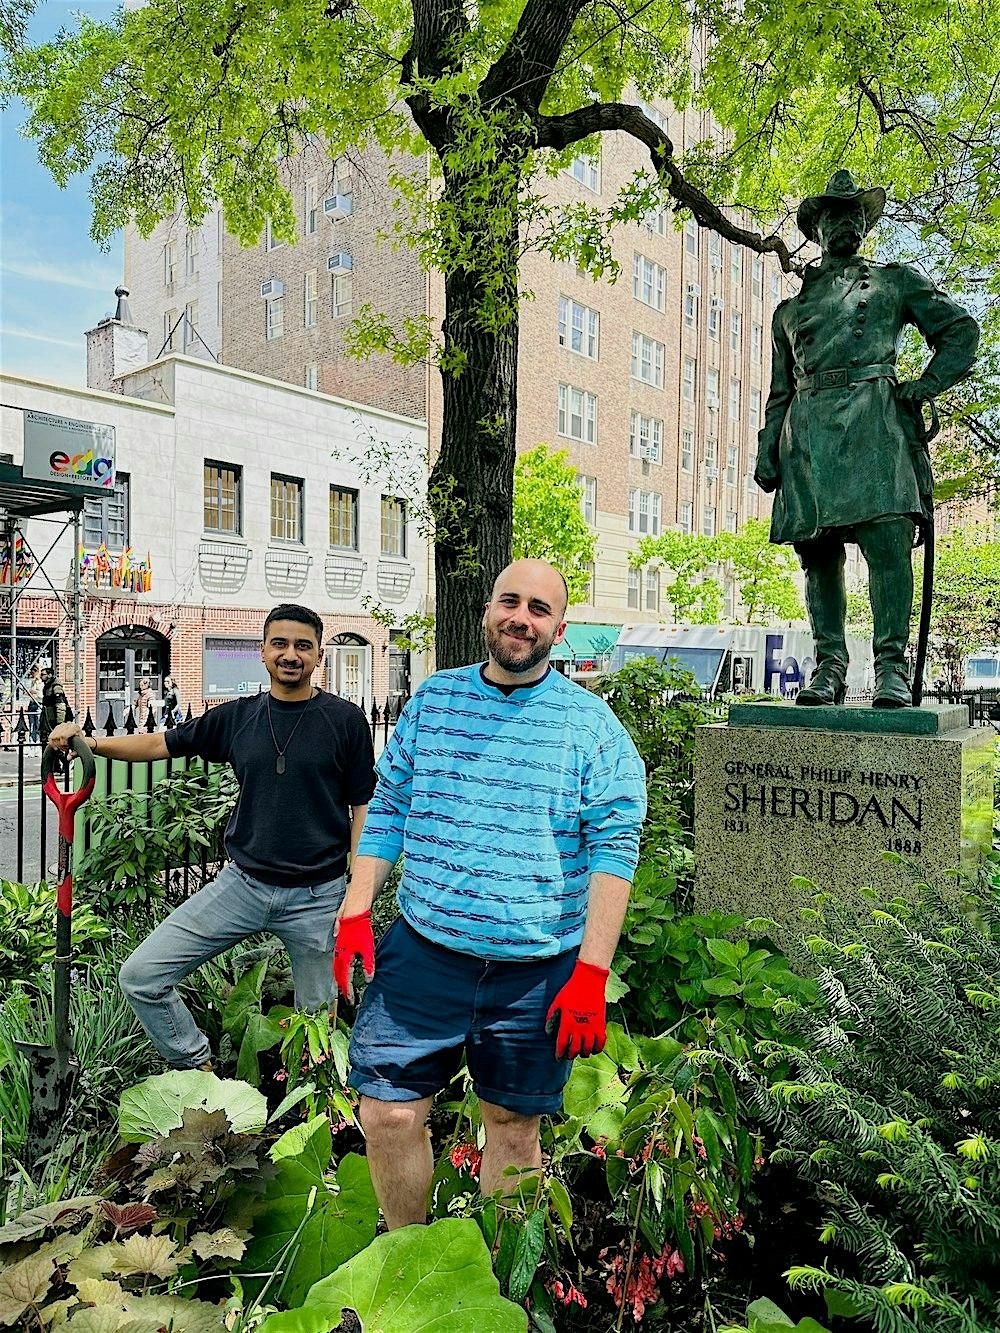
358,665,647,959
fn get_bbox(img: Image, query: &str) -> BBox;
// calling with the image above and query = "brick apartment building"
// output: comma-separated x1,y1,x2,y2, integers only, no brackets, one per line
124,104,792,632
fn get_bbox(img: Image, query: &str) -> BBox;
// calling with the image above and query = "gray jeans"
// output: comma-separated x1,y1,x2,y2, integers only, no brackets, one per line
118,862,346,1069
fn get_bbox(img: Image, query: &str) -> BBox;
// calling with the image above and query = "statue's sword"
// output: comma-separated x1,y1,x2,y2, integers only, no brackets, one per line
908,399,939,708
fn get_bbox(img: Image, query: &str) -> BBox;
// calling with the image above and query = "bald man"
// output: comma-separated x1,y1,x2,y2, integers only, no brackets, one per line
334,560,646,1227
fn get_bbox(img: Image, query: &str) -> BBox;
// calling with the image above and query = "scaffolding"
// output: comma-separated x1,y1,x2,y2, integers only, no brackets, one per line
0,461,87,735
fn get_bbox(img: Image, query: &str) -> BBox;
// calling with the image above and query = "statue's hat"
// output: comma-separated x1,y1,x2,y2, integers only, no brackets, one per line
797,169,886,242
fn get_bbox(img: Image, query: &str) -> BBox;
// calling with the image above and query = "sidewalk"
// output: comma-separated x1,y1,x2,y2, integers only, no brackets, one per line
0,745,43,788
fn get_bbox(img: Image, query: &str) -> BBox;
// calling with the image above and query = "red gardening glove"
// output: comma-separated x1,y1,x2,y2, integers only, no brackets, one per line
333,911,375,1002
546,960,609,1059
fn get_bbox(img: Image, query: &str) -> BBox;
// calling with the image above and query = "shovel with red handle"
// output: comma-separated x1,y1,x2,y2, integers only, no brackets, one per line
15,735,96,1166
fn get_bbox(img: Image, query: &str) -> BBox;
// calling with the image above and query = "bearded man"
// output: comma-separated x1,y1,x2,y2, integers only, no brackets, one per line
755,170,979,706
333,558,647,1228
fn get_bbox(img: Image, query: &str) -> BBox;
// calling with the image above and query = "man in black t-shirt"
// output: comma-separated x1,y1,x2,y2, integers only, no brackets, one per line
49,603,375,1070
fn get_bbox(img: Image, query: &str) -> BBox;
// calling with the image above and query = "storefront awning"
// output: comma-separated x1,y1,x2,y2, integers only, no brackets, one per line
550,623,622,663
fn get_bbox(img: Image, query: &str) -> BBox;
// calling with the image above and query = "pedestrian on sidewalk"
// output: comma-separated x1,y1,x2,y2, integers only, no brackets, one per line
26,664,43,744
334,559,647,1228
132,677,155,728
48,603,375,1072
161,675,183,727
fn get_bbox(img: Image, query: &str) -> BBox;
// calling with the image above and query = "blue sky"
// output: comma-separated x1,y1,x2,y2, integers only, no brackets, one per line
1,3,124,386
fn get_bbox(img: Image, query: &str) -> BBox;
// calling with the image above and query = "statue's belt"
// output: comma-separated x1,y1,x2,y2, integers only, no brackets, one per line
795,362,896,392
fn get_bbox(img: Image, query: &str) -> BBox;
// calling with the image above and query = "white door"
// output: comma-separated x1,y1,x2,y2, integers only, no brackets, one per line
331,646,369,707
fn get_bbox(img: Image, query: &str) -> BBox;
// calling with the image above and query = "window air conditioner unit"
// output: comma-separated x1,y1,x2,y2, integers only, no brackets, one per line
327,251,353,273
260,279,284,299
706,393,720,411
687,282,701,297
710,295,724,309
705,465,719,479
323,193,354,221
640,443,657,461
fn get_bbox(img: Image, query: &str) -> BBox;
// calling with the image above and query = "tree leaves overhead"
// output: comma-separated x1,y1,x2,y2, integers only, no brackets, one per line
512,444,597,604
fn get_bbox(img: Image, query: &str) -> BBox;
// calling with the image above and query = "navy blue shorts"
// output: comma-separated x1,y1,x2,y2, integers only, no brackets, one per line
348,917,578,1116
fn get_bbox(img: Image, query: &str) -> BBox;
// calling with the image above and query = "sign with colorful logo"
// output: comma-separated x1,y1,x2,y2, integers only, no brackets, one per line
22,411,116,489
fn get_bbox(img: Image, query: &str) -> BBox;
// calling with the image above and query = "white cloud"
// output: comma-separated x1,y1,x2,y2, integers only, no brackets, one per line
1,325,80,349
2,258,120,293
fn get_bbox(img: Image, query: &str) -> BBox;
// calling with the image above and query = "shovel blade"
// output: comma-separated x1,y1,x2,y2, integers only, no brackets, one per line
14,1040,79,1166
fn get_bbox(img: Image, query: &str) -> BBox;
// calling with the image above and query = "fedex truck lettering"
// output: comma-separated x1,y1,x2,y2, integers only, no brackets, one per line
763,633,816,696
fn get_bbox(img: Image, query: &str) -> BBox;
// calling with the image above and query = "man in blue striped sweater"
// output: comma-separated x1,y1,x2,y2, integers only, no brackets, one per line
334,558,647,1227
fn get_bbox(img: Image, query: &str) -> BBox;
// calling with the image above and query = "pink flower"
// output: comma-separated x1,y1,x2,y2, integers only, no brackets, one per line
691,1134,708,1161
273,1069,288,1082
592,1143,607,1159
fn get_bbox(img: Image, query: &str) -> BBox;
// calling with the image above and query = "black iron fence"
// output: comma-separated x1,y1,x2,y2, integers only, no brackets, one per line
1,693,409,887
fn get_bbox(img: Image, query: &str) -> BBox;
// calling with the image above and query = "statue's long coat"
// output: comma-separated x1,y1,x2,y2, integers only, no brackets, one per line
755,259,979,544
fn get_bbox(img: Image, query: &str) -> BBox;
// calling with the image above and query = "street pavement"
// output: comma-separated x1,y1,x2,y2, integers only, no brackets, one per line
0,745,56,881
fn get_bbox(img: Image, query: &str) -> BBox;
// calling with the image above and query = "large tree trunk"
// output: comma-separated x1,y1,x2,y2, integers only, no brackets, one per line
431,171,520,669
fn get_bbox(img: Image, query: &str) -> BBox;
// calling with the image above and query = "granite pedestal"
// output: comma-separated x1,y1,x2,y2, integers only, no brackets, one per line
694,702,996,941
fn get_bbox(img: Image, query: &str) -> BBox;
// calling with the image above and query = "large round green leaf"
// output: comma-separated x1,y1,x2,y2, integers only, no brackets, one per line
259,1219,527,1332
117,1071,268,1142
228,1120,378,1308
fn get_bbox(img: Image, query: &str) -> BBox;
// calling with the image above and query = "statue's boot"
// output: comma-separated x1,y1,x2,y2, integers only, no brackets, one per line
795,541,848,706
858,518,915,709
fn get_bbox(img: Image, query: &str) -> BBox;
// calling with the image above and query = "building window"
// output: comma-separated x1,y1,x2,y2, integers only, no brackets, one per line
629,411,663,463
726,510,738,533
305,363,319,391
557,383,597,444
681,428,694,473
683,355,697,402
751,322,762,363
679,500,693,534
629,488,661,535
637,98,669,130
726,445,738,486
645,568,660,612
183,301,198,352
703,505,716,537
707,299,721,339
627,567,640,610
730,310,742,354
684,284,699,327
752,255,764,299
771,271,781,304
304,178,318,235
709,231,723,270
163,240,176,287
729,378,741,422
162,309,177,353
332,271,353,319
631,332,665,387
381,496,407,557
184,232,197,277
643,203,668,236
329,485,359,549
707,367,720,410
204,461,242,535
83,473,129,550
705,435,718,466
265,294,284,340
749,387,761,431
331,156,353,201
264,218,283,251
579,474,597,525
271,474,304,543
731,245,743,290
303,269,318,328
558,296,599,358
567,153,600,191
684,216,698,256
632,254,666,311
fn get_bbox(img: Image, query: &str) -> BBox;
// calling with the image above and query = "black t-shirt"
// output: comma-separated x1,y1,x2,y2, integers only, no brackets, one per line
165,690,376,886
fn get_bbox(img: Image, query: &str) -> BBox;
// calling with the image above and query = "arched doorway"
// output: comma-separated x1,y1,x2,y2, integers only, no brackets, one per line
327,632,371,708
96,626,169,727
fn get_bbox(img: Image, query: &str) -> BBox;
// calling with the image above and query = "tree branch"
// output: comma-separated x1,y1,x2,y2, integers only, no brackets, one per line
402,0,471,142
536,100,799,271
481,0,590,111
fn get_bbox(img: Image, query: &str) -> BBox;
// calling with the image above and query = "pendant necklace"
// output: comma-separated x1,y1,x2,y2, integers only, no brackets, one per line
266,689,315,775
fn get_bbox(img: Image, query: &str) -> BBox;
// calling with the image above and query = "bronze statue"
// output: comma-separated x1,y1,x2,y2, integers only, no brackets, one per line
754,170,979,707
